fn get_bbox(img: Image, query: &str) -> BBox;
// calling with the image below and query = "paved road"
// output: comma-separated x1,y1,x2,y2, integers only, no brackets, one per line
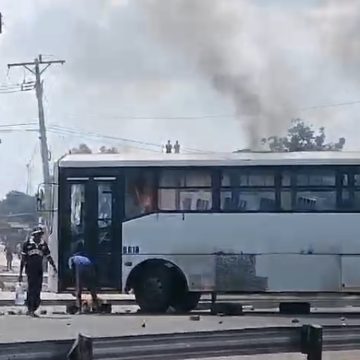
0,312,359,343
197,353,360,359
2,290,360,309
1,312,360,359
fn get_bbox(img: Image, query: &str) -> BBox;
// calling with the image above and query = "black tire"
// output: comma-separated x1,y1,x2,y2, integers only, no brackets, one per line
134,266,173,313
172,291,201,313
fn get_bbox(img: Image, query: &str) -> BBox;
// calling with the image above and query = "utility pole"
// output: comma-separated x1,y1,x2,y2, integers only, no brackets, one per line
7,55,65,219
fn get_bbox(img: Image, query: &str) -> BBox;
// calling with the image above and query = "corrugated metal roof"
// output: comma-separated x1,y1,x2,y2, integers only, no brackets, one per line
59,151,360,168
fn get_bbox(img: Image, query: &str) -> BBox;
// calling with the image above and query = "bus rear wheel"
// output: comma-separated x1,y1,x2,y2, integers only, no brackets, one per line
171,292,201,313
134,266,172,313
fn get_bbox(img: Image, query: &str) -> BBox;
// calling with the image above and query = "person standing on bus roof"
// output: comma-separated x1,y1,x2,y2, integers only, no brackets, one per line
165,140,172,154
18,227,57,317
174,140,180,154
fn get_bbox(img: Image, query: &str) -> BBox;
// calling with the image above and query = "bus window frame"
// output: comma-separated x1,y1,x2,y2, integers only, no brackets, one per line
156,167,214,214
58,164,360,228
217,165,357,213
337,166,360,211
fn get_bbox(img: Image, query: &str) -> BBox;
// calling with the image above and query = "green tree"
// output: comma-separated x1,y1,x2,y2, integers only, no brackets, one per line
261,119,345,152
99,146,119,154
70,144,119,154
0,191,37,222
70,143,92,154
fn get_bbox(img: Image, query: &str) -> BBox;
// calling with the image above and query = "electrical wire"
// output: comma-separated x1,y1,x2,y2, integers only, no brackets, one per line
0,122,210,153
59,113,236,121
48,124,210,153
0,89,25,94
0,80,35,94
49,125,163,149
300,100,360,111
0,122,37,128
0,129,37,133
0,123,38,133
57,98,360,122
47,127,161,153
0,85,20,90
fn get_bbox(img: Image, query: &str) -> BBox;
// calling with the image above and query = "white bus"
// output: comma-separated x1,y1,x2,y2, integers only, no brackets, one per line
47,151,360,313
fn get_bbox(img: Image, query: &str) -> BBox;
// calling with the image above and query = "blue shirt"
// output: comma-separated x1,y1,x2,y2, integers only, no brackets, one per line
68,255,92,270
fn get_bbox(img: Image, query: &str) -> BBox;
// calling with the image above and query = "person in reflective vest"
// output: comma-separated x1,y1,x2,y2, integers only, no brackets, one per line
68,242,98,313
18,226,57,317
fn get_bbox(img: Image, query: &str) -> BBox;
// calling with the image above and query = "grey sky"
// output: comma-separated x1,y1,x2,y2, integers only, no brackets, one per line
0,0,359,197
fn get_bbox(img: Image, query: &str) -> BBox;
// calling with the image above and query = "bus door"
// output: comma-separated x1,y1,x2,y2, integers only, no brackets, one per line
91,178,121,290
63,177,121,291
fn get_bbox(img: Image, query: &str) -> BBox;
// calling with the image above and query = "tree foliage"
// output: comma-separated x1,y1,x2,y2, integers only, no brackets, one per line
262,119,346,152
70,144,119,154
0,191,37,222
70,143,92,154
99,146,119,154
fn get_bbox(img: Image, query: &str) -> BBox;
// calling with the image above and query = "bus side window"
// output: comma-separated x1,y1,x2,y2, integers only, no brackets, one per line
125,170,156,219
70,183,85,253
296,196,316,211
341,171,360,211
158,169,212,211
182,198,192,210
220,168,276,212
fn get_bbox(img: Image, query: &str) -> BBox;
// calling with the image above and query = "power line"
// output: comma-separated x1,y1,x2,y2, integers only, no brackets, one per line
57,98,360,121
0,121,205,152
47,127,160,153
48,124,208,153
0,89,25,94
300,100,360,111
0,80,35,94
0,129,37,134
0,87,34,94
0,81,34,88
49,125,162,148
60,113,236,120
0,122,209,153
0,122,37,128
0,123,38,133
59,101,360,120
0,85,21,90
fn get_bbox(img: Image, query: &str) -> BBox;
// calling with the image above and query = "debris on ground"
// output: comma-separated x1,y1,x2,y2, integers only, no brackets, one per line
189,314,200,321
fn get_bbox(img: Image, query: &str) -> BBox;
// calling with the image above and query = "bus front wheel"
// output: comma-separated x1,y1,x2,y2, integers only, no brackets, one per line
134,266,172,313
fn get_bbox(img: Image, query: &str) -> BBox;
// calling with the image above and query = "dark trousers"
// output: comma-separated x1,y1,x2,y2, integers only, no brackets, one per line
74,265,98,309
6,257,12,271
26,269,43,312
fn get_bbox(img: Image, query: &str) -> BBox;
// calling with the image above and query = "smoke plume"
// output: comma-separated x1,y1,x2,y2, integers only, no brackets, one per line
139,0,305,148
4,0,360,154
313,0,360,76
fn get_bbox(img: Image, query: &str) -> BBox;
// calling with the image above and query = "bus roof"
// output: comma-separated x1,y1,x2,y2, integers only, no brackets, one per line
59,151,360,168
